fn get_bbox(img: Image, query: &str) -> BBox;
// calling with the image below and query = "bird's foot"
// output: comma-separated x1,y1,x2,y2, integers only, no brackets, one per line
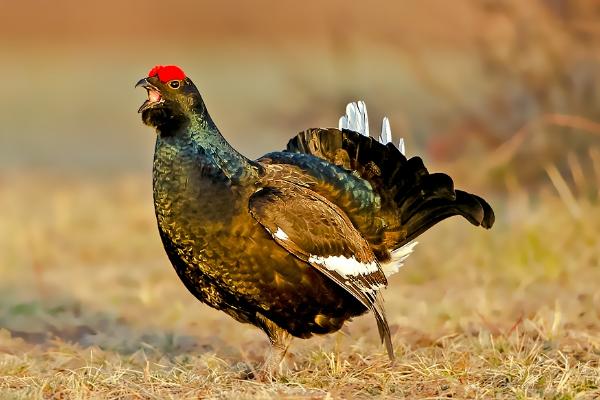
231,358,286,382
255,352,291,382
254,312,293,381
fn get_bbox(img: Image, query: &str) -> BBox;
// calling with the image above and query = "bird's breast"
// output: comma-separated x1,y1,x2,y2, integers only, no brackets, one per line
152,140,255,266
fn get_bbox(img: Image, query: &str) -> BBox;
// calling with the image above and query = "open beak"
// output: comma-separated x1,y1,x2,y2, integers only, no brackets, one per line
136,77,163,113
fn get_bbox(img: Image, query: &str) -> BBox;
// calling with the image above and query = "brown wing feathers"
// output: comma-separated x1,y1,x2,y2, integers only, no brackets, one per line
248,183,395,359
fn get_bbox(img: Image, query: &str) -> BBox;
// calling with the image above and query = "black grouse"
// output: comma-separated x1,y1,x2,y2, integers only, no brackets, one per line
136,65,494,373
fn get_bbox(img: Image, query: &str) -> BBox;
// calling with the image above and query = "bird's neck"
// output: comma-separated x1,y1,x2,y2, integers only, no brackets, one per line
155,109,260,183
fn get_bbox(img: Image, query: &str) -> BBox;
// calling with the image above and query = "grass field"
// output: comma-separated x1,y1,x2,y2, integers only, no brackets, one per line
0,168,599,399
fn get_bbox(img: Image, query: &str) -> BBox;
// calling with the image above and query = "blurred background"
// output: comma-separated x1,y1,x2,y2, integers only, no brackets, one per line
1,1,600,395
3,0,600,177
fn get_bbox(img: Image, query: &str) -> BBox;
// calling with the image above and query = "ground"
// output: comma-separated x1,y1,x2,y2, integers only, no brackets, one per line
0,171,599,399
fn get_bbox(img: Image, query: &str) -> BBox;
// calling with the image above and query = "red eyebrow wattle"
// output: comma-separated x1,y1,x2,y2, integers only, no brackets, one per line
148,65,186,82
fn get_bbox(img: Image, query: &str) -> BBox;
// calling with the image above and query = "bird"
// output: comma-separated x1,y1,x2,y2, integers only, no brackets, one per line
136,65,494,376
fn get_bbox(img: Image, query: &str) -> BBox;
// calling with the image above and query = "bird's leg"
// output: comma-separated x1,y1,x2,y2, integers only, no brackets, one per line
255,313,293,381
263,331,292,377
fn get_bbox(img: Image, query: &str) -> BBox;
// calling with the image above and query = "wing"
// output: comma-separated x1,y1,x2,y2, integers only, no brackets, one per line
248,182,394,359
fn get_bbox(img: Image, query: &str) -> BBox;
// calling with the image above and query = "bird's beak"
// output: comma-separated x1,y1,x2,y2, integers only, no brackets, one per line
136,77,163,113
135,77,149,89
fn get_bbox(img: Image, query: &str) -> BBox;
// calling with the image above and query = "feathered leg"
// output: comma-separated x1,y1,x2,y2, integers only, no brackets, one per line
255,313,293,381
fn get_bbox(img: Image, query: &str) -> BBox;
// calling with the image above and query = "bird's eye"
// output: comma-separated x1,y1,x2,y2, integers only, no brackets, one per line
169,80,181,89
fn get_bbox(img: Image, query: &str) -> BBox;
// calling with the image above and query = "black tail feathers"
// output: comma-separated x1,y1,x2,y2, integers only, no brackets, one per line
287,128,494,250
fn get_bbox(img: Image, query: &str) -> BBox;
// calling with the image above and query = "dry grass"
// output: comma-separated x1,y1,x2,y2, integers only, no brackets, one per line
0,169,599,399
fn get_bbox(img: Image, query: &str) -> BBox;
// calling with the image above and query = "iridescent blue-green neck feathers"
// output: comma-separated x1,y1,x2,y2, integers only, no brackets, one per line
163,107,258,183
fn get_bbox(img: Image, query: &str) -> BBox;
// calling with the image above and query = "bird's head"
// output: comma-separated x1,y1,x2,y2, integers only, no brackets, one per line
136,65,204,133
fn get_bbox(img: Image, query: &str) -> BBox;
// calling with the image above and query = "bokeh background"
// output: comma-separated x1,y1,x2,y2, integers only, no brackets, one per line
3,0,600,175
2,1,600,398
